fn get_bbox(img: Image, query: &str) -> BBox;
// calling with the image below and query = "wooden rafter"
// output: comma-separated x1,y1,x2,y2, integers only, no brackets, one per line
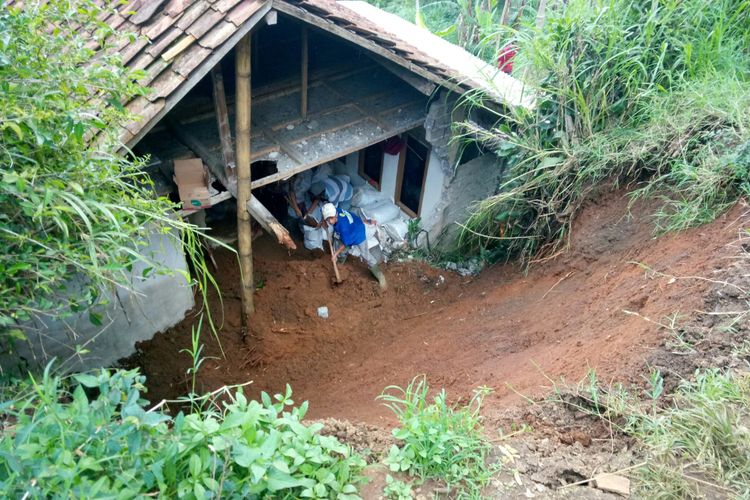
211,64,237,193
300,26,309,119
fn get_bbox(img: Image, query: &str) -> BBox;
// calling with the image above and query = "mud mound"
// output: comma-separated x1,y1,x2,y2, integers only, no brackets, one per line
315,418,395,460
126,192,749,425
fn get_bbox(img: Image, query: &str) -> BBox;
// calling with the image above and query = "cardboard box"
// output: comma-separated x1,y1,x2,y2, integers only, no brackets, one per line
173,158,212,210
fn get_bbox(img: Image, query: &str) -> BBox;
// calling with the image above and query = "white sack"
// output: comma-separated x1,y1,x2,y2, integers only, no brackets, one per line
351,185,388,208
360,200,401,224
383,219,409,243
302,225,324,251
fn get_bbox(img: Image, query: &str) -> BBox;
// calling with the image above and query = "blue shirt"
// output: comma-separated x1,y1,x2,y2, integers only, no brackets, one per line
333,209,366,246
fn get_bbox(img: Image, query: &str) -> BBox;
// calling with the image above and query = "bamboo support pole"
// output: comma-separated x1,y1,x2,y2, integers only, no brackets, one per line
499,0,511,26
236,34,254,322
211,64,237,194
300,26,308,119
535,0,548,28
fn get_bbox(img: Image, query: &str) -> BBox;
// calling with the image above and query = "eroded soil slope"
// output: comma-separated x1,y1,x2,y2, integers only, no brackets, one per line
127,192,749,424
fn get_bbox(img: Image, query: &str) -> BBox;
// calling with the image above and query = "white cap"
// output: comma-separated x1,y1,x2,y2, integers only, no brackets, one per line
321,202,337,219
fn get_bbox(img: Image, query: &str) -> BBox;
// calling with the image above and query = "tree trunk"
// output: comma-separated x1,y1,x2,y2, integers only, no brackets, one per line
535,0,548,29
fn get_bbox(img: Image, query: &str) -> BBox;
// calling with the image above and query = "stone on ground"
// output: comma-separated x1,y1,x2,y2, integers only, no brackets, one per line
592,473,630,496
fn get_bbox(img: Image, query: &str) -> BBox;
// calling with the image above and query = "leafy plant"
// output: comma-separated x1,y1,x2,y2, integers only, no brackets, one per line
383,474,414,499
378,376,495,497
0,365,366,498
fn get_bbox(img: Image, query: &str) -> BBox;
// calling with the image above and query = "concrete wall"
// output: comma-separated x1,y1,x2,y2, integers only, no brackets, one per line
421,92,504,247
2,228,194,374
419,149,449,232
428,154,502,247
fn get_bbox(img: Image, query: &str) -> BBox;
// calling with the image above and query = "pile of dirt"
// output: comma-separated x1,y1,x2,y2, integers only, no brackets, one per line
647,239,750,392
124,193,749,427
314,418,396,461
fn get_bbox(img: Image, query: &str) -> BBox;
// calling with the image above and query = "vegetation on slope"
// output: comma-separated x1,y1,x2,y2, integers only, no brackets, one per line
456,0,750,262
368,0,541,60
567,368,750,498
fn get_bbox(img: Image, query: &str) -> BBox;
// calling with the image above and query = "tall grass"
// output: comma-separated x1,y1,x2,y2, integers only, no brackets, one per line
637,370,750,498
367,1,539,61
457,0,750,263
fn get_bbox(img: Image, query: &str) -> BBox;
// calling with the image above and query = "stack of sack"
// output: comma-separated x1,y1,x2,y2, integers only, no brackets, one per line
350,184,409,256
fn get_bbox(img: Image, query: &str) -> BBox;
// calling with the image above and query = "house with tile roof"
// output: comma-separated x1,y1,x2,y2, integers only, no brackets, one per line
5,0,531,369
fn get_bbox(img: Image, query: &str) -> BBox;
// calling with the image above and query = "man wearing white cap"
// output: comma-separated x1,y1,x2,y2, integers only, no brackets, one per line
322,202,387,289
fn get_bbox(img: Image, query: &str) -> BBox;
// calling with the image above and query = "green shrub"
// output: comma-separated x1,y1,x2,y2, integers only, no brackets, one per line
0,0,208,347
378,376,495,497
0,366,366,498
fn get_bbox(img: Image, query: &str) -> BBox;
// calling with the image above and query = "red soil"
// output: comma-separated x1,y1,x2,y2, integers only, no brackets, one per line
129,192,749,425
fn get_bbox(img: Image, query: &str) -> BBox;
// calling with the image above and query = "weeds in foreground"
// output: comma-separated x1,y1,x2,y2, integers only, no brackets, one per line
378,376,496,498
553,368,750,498
178,316,220,412
637,370,750,499
0,365,366,498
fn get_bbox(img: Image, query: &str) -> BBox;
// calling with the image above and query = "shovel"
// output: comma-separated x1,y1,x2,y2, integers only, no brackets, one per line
327,227,343,285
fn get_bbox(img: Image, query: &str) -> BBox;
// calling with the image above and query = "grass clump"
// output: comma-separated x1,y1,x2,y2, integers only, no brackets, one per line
624,78,750,233
556,369,750,498
635,370,750,498
378,376,495,498
0,366,366,498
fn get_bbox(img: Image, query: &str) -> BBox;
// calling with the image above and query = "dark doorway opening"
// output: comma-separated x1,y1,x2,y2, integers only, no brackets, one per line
396,136,429,216
359,142,384,189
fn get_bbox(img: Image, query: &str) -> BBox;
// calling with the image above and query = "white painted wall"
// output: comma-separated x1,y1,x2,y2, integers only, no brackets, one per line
380,151,399,202
419,150,448,231
333,147,449,229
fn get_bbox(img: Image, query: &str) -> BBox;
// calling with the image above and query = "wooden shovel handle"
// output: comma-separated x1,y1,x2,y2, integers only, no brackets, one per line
327,229,342,283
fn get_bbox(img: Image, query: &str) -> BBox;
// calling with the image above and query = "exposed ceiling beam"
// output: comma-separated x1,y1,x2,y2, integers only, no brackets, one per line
272,1,464,96
126,1,273,149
